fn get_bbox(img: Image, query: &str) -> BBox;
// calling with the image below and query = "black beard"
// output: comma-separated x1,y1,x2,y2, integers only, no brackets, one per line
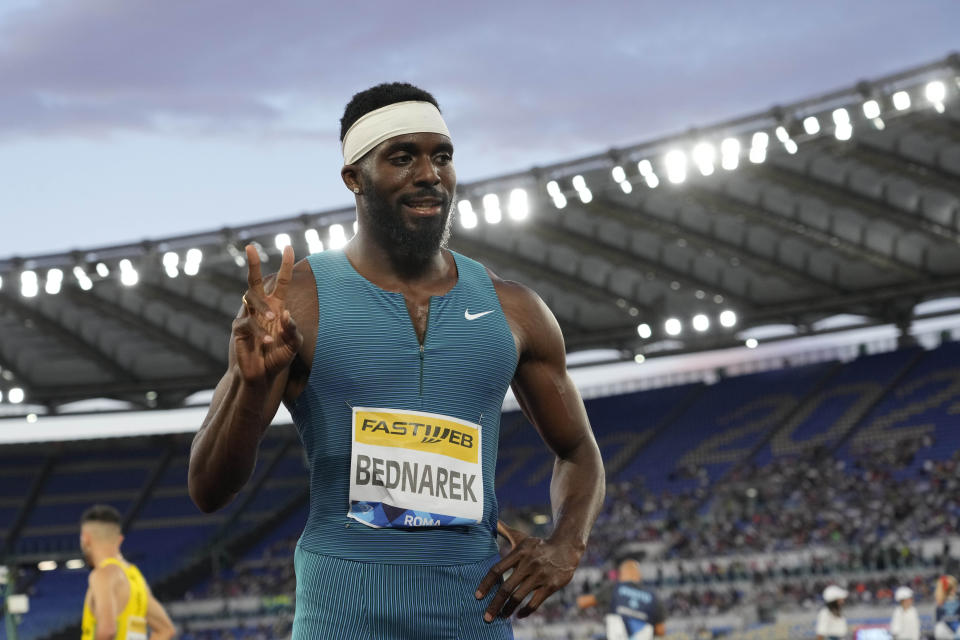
360,179,454,277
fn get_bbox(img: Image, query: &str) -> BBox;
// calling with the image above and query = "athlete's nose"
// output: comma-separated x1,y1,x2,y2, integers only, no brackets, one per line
412,155,441,187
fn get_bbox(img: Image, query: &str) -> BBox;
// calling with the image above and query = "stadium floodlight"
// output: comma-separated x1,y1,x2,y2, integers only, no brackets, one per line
892,90,911,111
692,313,709,332
620,180,633,194
775,126,790,142
745,338,758,349
26,413,37,424
611,166,626,183
329,224,348,250
458,200,478,229
162,251,179,278
508,188,529,221
802,116,821,135
720,138,740,171
482,193,502,224
633,354,645,364
274,233,291,251
37,560,57,571
719,309,737,328
636,323,652,339
862,99,881,119
833,108,853,141
20,270,38,298
926,80,946,103
183,248,202,276
119,259,139,286
546,181,567,209
926,80,946,113
692,143,716,177
637,159,653,176
65,559,85,570
749,132,768,164
664,149,687,184
9,387,24,404
0,274,3,290
664,317,682,336
571,176,592,203
73,266,93,291
644,173,660,189
95,262,110,278
45,268,63,295
784,139,798,154
305,229,324,253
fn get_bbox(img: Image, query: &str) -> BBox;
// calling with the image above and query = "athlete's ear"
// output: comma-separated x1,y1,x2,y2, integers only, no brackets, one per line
341,165,361,195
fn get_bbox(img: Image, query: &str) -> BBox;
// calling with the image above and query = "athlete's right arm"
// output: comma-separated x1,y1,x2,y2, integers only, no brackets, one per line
188,245,304,513
145,588,176,639
89,567,120,640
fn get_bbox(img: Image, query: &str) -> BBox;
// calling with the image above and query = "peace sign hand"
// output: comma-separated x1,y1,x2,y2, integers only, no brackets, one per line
233,244,303,385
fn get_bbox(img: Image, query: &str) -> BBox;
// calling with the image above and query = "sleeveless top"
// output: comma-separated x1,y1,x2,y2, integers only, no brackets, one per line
81,558,148,640
290,250,518,564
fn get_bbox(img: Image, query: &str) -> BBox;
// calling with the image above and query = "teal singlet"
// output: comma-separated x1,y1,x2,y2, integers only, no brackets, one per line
289,250,518,564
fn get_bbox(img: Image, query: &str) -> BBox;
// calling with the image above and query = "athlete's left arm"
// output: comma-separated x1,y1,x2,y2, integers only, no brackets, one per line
145,586,177,640
476,279,605,622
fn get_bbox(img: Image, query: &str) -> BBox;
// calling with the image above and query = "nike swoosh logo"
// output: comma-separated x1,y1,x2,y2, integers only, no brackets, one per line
464,309,495,321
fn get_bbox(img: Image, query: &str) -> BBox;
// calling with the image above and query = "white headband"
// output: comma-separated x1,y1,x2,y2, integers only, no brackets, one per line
342,100,450,165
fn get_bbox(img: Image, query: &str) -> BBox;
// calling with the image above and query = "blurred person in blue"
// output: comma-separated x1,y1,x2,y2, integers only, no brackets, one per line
578,559,666,640
935,575,959,640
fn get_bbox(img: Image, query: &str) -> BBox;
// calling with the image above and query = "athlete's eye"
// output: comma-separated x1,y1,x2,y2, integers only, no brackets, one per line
390,154,413,165
434,153,453,165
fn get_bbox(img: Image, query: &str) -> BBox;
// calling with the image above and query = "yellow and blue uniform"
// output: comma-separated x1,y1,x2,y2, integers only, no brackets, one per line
80,558,148,640
290,250,517,638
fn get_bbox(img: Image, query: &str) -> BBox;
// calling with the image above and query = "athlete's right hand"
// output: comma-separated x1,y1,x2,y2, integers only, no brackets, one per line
233,244,303,384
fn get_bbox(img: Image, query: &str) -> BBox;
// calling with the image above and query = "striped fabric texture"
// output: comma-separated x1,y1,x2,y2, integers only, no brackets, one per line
289,248,517,565
293,545,514,639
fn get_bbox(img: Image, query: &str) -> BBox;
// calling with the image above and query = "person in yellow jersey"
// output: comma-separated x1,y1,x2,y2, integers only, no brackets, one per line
79,505,176,640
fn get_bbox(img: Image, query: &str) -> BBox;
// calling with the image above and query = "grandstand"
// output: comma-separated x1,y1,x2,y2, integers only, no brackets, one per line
2,54,960,640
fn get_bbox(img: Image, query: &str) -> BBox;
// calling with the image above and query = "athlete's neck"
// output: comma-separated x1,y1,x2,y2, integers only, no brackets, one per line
345,229,454,291
89,547,123,568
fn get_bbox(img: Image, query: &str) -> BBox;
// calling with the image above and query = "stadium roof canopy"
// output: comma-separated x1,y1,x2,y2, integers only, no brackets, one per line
1,53,959,411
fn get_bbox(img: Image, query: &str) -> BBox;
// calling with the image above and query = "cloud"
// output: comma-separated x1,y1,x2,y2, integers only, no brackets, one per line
0,0,957,161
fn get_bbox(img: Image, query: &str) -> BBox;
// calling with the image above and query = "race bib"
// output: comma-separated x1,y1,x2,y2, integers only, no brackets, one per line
347,407,484,528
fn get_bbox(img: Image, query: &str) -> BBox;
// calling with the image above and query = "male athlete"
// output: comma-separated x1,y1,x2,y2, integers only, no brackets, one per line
189,82,605,638
79,505,176,640
578,559,666,640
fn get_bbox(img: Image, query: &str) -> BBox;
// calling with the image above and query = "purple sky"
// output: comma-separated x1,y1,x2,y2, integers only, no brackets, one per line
1,0,958,256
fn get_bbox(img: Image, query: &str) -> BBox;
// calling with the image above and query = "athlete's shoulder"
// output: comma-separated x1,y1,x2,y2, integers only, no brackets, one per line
483,266,546,316
89,561,124,586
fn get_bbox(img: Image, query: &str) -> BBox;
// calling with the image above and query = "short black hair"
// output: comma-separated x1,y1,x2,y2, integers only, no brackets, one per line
81,504,122,527
339,82,440,142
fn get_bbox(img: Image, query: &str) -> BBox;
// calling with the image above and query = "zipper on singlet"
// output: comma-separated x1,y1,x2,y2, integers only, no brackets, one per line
419,304,430,397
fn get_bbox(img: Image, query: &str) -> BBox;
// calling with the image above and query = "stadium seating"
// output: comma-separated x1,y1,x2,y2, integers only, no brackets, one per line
6,340,960,640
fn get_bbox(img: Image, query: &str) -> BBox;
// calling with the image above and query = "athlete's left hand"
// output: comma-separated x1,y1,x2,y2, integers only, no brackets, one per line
475,520,582,622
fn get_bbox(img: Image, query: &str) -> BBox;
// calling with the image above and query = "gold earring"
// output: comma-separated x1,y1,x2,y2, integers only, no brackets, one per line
353,187,360,194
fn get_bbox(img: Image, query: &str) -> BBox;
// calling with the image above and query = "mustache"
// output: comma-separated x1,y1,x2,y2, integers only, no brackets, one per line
400,189,447,204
